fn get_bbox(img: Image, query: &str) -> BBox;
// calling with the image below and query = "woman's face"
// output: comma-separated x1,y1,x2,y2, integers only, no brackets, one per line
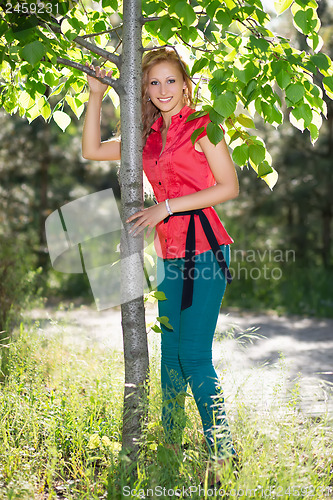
147,61,186,116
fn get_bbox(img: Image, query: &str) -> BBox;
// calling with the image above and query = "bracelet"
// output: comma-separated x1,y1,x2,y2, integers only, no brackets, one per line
165,199,173,216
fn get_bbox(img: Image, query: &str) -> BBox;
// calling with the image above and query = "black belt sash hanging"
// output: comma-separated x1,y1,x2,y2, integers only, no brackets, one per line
163,209,232,311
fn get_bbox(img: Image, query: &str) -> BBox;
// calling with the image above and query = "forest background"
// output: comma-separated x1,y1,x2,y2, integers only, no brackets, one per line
0,0,333,334
0,0,333,497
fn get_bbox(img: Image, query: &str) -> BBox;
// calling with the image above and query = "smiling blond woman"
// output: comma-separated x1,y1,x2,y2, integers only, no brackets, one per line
82,47,239,484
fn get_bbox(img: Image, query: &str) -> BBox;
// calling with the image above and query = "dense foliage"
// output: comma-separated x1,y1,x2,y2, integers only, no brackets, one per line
0,0,333,189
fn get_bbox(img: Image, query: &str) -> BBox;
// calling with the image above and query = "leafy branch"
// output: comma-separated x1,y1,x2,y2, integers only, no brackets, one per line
56,57,121,92
40,15,121,67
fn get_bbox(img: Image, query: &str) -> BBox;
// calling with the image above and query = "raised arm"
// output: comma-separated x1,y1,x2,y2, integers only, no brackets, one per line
82,65,121,161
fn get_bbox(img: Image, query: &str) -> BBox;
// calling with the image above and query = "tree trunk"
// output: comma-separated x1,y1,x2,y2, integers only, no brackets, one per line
118,0,149,459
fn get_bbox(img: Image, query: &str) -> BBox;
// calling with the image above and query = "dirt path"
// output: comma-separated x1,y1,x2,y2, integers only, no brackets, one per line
29,305,333,418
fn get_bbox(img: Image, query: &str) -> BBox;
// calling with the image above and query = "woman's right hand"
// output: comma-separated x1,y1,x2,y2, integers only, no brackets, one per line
85,63,113,95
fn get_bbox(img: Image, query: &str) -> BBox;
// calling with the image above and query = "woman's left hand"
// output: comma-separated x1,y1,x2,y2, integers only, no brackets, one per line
126,203,169,238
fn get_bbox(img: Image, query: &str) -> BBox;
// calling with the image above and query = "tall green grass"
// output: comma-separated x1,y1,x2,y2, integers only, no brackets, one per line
0,319,332,499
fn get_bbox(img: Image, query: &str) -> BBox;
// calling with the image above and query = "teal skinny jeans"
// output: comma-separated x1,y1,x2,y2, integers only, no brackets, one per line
157,244,236,458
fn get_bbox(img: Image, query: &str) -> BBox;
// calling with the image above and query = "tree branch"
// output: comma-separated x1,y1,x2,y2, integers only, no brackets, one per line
74,35,121,66
141,43,175,52
80,23,123,39
176,32,217,53
38,17,121,67
141,16,161,24
56,57,122,93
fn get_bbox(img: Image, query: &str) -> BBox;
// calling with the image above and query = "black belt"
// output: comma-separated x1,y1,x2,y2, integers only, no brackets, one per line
163,209,232,311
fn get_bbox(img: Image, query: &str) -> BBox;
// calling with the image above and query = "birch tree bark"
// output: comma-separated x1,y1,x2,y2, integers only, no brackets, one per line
118,0,149,458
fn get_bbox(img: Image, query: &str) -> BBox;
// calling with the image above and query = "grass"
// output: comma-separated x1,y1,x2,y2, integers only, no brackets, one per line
0,315,332,499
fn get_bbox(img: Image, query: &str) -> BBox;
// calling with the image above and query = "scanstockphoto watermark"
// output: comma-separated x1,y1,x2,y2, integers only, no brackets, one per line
229,248,296,281
122,484,249,498
122,484,333,498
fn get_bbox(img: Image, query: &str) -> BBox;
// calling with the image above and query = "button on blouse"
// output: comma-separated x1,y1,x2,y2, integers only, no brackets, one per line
142,105,233,259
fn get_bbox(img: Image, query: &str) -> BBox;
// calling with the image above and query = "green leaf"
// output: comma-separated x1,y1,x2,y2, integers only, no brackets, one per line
152,291,167,301
271,59,284,76
157,316,173,330
186,110,207,122
109,0,118,10
308,123,319,144
261,101,273,122
212,69,227,82
213,92,236,118
65,95,84,118
285,83,305,104
206,0,221,19
232,144,249,166
306,32,322,52
236,113,255,128
206,122,224,145
53,110,71,132
234,62,259,84
190,126,205,145
49,82,66,97
208,78,225,95
244,78,258,99
142,0,160,15
323,76,333,94
250,160,278,190
174,1,196,26
258,161,273,177
311,53,331,72
151,324,162,333
191,57,209,76
18,91,35,110
249,144,266,164
293,8,317,35
228,130,241,145
291,103,313,128
94,20,107,32
294,0,317,7
249,36,270,54
274,0,293,15
276,69,291,89
61,18,80,41
21,41,46,67
215,9,232,28
208,108,224,124
57,1,71,16
179,25,191,43
44,71,57,87
40,98,51,121
154,16,178,41
0,20,8,37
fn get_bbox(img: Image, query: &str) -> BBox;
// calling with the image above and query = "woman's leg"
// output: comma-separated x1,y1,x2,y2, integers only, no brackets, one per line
178,245,236,457
157,257,188,446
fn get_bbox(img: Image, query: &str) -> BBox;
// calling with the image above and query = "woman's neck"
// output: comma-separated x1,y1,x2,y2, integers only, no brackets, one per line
160,103,186,131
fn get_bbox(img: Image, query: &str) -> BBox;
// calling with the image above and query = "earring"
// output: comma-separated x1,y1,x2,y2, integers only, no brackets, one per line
147,97,151,102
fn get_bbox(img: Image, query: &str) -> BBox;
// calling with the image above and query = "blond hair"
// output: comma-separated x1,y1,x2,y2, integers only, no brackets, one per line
141,47,193,145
